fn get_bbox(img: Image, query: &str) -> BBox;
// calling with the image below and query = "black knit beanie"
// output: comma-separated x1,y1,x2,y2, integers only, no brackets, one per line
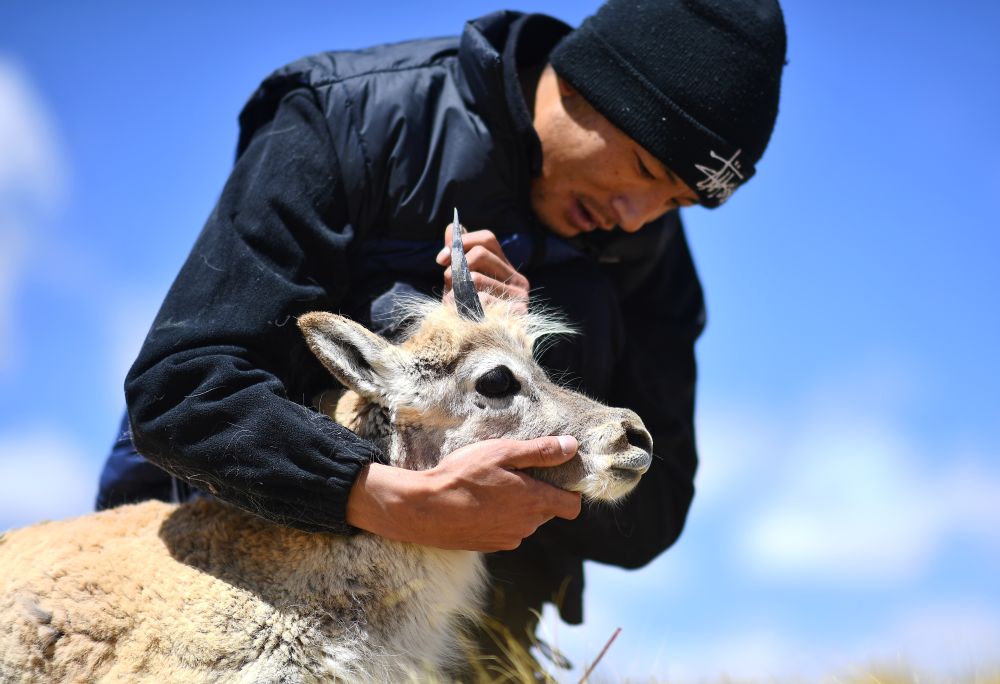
550,0,787,207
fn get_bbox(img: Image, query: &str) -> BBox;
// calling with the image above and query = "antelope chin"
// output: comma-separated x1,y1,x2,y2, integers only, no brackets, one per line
564,451,648,502
525,447,651,502
573,472,641,502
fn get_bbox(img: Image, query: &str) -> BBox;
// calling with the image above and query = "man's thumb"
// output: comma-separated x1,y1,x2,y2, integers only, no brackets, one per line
504,435,578,469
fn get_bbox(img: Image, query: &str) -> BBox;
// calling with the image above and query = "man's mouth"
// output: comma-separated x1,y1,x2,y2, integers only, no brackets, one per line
572,196,619,233
567,197,597,233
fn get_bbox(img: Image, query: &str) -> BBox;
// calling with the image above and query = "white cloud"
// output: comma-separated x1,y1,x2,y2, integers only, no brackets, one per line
0,428,99,531
0,226,28,372
102,289,161,416
0,58,68,372
688,363,1000,586
538,603,842,682
540,600,1000,683
876,600,1000,675
692,402,782,509
0,58,67,214
736,414,1000,585
742,423,938,583
656,630,832,681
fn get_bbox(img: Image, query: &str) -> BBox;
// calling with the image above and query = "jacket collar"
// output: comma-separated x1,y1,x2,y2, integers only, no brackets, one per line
458,11,573,178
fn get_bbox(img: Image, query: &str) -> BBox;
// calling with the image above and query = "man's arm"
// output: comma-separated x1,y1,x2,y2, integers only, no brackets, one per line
126,89,381,533
127,88,581,543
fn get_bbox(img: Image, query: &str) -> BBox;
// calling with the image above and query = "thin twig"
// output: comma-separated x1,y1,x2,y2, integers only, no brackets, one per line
576,627,621,684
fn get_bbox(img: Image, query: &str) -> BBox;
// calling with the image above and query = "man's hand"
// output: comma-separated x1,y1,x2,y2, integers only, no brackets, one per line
436,224,531,313
346,436,582,552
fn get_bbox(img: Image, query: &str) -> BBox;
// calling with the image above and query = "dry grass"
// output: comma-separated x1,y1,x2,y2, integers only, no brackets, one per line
455,634,1000,684
461,616,560,683
416,614,1000,684
575,667,1000,684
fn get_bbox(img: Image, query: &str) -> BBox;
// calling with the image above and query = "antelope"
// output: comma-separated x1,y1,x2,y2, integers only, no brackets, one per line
0,216,653,682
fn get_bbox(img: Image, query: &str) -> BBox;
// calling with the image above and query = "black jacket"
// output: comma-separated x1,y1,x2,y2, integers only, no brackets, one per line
124,11,705,623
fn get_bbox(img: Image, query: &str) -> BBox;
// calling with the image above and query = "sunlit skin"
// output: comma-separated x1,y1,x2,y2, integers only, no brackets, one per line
530,64,698,238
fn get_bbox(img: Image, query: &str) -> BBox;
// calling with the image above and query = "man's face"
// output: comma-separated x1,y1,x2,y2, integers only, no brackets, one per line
530,67,698,239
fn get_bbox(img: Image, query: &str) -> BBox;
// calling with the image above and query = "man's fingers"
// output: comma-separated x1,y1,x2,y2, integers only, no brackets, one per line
425,437,583,550
443,268,529,298
438,223,472,265
552,490,583,521
437,226,516,269
523,475,582,522
437,225,530,310
444,269,529,301
442,289,526,316
500,470,580,528
436,226,454,265
499,435,578,470
464,246,530,290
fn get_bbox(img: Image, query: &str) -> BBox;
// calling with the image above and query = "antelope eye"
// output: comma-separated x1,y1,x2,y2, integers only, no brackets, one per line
475,365,521,399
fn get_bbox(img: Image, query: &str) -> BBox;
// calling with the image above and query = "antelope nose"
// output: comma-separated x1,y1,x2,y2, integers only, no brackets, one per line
621,418,653,473
625,424,653,455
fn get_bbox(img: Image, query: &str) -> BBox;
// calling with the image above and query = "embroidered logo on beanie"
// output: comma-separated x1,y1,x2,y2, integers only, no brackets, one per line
695,149,745,204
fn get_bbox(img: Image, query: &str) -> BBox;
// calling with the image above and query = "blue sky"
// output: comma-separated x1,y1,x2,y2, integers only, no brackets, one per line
2,1,998,680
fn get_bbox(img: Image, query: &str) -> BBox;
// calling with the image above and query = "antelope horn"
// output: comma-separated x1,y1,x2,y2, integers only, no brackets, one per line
450,208,485,321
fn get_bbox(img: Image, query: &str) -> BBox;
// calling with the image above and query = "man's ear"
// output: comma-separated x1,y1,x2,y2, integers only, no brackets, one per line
554,69,578,98
298,312,405,401
551,68,591,123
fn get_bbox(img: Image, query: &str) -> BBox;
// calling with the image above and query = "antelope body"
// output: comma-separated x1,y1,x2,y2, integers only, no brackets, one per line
0,234,653,682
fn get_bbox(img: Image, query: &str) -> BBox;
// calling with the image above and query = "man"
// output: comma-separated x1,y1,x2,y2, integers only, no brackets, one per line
97,0,786,668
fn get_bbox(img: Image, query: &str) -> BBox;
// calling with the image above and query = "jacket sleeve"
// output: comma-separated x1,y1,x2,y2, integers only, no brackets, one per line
125,88,384,534
546,216,705,568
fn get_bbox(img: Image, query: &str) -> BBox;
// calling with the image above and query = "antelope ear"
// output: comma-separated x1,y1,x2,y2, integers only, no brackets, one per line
298,312,405,401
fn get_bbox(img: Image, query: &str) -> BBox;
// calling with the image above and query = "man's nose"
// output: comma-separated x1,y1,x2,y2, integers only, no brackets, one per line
610,192,662,232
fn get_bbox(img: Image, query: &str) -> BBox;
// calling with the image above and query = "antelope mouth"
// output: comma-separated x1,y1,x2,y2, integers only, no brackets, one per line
609,466,645,482
610,447,653,476
528,447,651,502
564,449,652,502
